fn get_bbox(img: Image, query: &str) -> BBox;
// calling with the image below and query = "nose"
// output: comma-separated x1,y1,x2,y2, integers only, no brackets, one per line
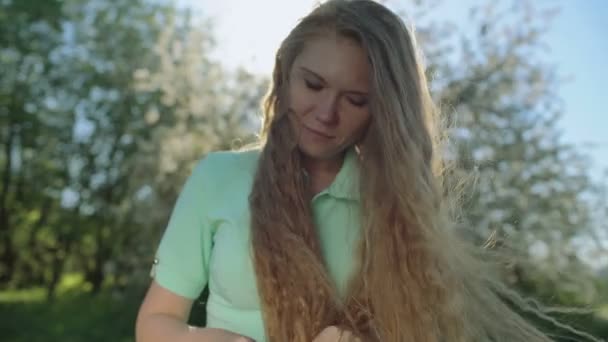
314,92,339,125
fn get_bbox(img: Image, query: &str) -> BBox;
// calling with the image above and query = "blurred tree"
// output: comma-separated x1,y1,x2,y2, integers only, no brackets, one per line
0,0,66,290
55,0,264,293
0,0,265,297
405,0,599,296
400,0,607,337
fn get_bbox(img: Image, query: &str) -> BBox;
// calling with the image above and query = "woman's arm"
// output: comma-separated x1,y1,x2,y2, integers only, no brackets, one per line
136,281,254,342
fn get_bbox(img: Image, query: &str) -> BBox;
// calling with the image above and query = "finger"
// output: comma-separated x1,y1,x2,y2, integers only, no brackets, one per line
323,326,341,338
338,329,352,342
313,326,338,342
341,330,363,342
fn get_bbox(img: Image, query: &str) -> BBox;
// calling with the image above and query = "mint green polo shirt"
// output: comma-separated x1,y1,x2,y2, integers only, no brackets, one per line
153,147,361,342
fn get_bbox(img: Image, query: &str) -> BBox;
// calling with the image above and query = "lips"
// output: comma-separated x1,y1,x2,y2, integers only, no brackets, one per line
304,125,334,139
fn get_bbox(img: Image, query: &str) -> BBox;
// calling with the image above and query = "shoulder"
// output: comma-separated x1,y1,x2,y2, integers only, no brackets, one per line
186,147,261,218
196,147,261,174
191,147,261,187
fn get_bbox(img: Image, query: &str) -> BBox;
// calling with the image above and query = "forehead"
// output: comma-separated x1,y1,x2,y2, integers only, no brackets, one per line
292,34,371,91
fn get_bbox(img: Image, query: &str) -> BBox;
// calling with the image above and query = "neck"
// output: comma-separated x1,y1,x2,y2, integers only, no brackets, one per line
302,152,344,176
301,151,345,195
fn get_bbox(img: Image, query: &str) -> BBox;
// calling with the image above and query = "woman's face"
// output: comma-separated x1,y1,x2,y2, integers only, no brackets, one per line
288,33,372,161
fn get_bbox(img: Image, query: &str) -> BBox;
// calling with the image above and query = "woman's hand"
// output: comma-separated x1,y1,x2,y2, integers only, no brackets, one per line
312,326,361,342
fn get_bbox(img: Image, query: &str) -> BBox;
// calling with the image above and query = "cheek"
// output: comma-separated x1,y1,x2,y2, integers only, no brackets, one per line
288,82,315,115
342,111,371,139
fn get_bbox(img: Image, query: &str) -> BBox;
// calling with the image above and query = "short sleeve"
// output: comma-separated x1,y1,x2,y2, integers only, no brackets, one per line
152,155,217,299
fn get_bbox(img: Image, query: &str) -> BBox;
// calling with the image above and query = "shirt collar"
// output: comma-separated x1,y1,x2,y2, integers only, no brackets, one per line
326,147,360,201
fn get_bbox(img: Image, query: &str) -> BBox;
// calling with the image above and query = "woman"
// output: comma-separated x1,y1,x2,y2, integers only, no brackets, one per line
136,1,592,341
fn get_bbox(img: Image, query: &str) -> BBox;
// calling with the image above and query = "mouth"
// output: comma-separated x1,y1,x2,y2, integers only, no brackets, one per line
303,125,335,139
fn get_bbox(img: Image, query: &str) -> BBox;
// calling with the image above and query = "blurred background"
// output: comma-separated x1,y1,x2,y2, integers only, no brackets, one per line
0,0,607,341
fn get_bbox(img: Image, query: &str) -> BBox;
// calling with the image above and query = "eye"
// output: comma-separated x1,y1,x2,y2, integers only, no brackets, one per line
347,96,368,108
305,79,323,91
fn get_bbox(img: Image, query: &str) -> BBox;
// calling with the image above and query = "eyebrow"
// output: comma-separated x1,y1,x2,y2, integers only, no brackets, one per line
299,66,369,96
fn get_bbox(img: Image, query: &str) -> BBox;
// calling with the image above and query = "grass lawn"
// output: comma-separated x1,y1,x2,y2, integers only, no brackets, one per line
0,274,143,342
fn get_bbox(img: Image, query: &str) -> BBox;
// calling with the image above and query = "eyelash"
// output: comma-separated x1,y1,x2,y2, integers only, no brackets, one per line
348,98,368,108
305,80,323,91
305,79,368,108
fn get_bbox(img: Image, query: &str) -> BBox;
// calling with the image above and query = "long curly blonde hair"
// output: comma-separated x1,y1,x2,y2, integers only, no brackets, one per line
248,1,596,341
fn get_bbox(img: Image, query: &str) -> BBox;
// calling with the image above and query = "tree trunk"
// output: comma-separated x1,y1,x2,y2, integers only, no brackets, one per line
0,121,15,285
46,237,72,302
88,256,105,295
46,247,63,302
87,225,106,295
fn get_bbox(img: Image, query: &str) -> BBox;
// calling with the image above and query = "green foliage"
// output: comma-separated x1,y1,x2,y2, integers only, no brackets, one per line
0,0,265,297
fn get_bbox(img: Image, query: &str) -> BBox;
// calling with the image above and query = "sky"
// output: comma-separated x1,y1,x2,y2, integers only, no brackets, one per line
177,0,608,183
